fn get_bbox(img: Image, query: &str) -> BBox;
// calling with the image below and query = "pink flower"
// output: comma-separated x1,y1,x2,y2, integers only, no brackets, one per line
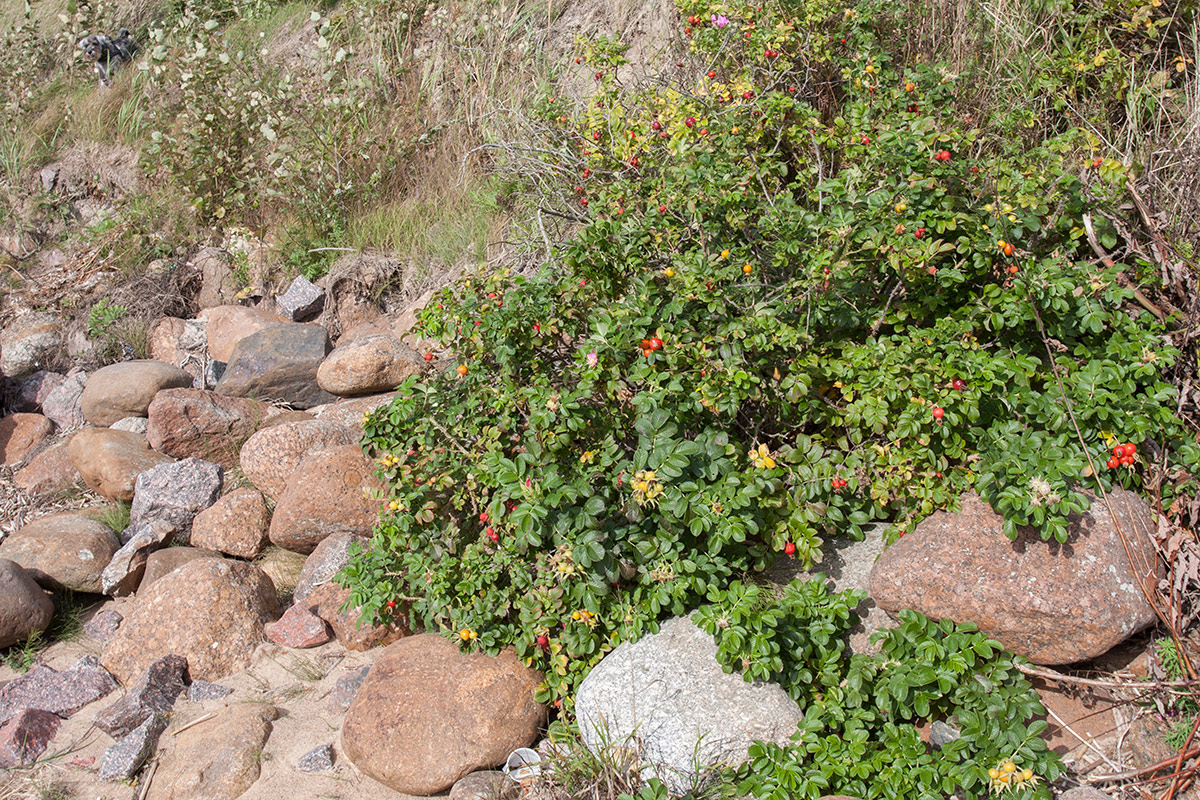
586,351,599,367
711,14,729,27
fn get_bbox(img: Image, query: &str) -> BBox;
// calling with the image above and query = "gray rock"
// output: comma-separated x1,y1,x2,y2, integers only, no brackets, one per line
79,360,194,427
0,313,63,379
187,680,233,702
0,559,53,648
130,458,223,544
0,709,60,767
85,609,123,643
277,275,326,321
41,370,87,429
575,616,804,795
13,370,64,412
929,720,961,748
450,770,515,800
296,743,335,773
100,520,174,596
98,712,168,781
1059,789,1115,800
95,654,187,738
293,532,368,605
111,416,149,434
0,512,120,594
215,323,335,409
40,167,57,192
326,665,369,712
0,655,118,724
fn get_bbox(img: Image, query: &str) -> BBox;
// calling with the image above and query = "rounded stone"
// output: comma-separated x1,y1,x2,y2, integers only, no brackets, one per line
239,420,357,501
268,444,381,553
0,560,54,648
190,488,271,559
79,360,194,427
0,512,120,593
316,334,425,396
68,428,175,502
341,633,546,795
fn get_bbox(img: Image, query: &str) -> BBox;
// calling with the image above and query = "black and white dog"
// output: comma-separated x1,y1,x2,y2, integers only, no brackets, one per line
78,28,139,85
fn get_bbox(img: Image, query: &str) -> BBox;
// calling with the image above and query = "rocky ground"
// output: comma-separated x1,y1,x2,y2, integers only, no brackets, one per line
0,259,1194,800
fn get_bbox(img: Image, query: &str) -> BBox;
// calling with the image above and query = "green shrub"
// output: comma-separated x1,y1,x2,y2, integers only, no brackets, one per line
348,0,1197,732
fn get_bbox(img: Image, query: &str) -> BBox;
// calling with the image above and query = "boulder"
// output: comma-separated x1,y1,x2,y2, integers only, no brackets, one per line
94,654,187,738
276,275,325,321
130,457,224,543
41,369,87,429
215,323,336,409
101,558,279,684
341,633,546,795
68,427,175,502
575,616,804,794
200,305,289,363
293,532,367,605
0,313,63,378
13,370,64,412
310,392,397,432
146,388,270,467
264,603,331,648
0,709,60,767
0,413,53,465
304,582,406,651
239,420,356,501
194,247,239,310
316,334,424,396
80,360,194,427
269,444,381,553
0,512,120,593
140,547,224,591
0,655,118,723
0,560,54,648
190,488,271,559
100,520,175,596
14,435,80,494
868,489,1163,665
147,704,276,800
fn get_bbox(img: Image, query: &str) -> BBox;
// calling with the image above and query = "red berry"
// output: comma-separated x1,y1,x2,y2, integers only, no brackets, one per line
1113,444,1125,457
1121,455,1135,466
860,136,870,145
386,600,396,608
784,542,796,556
743,90,753,99
707,70,716,78
652,120,662,130
594,71,602,80
1127,443,1137,455
533,323,541,334
424,352,434,361
932,407,944,420
485,526,497,542
659,131,669,139
927,266,937,275
658,205,666,213
537,635,549,649
480,512,489,522
685,117,696,128
915,227,926,238
952,378,967,391
1107,457,1120,470
580,198,588,206
650,337,663,350
592,131,601,141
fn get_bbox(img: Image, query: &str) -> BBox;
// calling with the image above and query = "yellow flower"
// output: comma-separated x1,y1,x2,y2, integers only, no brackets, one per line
632,470,663,506
663,267,675,277
720,249,730,258
749,443,776,469
1093,54,1106,67
580,450,596,463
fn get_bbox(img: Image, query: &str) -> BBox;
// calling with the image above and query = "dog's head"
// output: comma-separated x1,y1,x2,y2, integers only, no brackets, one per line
78,35,105,62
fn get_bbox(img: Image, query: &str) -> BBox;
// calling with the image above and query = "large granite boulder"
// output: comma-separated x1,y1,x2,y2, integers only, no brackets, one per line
0,313,63,378
868,489,1163,665
0,512,119,593
68,427,175,502
101,558,279,684
145,388,270,467
575,616,804,794
268,444,382,553
189,487,271,559
0,560,54,648
0,413,53,465
341,633,545,795
238,419,356,501
13,435,80,494
200,304,289,363
79,360,194,427
215,323,336,409
130,457,224,544
316,334,424,396
147,703,277,800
